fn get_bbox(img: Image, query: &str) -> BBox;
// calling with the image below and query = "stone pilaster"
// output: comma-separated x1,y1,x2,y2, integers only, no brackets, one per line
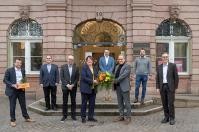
43,0,67,66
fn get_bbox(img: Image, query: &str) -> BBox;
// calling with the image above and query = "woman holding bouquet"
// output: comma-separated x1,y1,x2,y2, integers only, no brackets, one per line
80,56,98,123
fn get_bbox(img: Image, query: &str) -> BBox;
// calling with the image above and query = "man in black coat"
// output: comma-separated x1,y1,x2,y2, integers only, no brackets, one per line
3,58,34,127
40,55,59,110
60,55,79,122
156,52,179,125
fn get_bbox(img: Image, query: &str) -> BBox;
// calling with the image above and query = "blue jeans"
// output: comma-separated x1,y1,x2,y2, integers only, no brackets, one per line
135,75,148,99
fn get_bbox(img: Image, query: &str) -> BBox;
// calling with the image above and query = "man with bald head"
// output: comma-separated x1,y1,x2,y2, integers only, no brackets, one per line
113,54,131,125
60,55,79,122
40,55,59,111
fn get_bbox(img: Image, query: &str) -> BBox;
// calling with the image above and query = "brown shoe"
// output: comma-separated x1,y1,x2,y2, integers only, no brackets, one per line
25,118,35,122
124,117,131,125
113,116,124,122
10,121,16,127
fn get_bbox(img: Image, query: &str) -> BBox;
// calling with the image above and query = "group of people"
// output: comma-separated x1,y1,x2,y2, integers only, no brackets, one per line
3,49,179,127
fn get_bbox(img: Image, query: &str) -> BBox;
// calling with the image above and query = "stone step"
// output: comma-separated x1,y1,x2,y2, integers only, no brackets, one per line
28,99,163,116
39,98,155,109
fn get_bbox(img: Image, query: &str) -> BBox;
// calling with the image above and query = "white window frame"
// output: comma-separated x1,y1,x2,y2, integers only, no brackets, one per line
9,37,42,74
156,36,191,75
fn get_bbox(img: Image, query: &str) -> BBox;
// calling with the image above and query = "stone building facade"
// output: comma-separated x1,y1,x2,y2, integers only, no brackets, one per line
0,0,199,97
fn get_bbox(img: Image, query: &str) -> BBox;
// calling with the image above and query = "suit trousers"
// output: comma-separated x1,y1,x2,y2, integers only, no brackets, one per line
160,84,175,120
62,88,77,118
9,90,30,122
43,86,57,109
81,91,96,119
116,86,131,117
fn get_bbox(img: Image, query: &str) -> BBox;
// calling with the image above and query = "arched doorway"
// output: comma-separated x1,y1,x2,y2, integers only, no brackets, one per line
73,19,126,67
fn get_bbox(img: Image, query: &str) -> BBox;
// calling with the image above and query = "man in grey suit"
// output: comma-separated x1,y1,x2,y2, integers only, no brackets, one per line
60,55,79,122
40,55,59,110
113,54,131,125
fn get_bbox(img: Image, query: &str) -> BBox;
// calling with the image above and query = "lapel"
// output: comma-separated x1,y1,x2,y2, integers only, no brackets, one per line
71,64,76,78
167,63,171,80
12,67,17,82
160,64,163,80
65,64,70,77
119,63,126,75
114,65,119,74
103,56,106,65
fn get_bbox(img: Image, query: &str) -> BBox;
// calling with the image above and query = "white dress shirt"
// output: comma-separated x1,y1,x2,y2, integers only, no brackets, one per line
68,64,72,78
163,63,168,83
105,56,109,65
47,64,51,73
15,67,22,84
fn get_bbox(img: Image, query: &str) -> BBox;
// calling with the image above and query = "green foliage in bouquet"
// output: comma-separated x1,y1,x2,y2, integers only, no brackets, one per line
20,77,27,83
97,72,114,90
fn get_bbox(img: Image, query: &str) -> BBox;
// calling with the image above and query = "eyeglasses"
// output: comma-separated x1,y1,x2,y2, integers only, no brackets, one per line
46,58,51,59
162,56,168,58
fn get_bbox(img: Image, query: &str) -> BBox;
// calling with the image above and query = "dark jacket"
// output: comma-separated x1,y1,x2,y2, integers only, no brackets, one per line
60,64,79,91
156,63,179,92
80,64,98,94
3,67,25,96
40,64,59,87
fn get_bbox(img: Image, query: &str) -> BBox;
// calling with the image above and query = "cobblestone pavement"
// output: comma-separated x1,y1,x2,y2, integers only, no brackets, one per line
0,95,199,132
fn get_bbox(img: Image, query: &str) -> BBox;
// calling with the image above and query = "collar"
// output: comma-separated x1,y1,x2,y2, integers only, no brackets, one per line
15,67,21,71
139,56,146,58
163,62,168,66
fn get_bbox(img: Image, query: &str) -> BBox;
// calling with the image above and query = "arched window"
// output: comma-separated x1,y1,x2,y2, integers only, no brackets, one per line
156,18,191,74
9,18,43,74
156,18,191,37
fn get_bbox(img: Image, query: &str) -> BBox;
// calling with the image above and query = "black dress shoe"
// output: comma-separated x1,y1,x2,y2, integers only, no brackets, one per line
170,119,175,125
88,118,98,122
82,119,86,123
52,107,57,111
45,107,50,111
161,118,169,123
71,116,77,121
60,116,67,123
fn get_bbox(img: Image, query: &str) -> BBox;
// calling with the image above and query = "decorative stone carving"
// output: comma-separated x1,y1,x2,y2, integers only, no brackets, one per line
46,0,67,11
19,5,30,20
96,12,103,22
169,5,180,20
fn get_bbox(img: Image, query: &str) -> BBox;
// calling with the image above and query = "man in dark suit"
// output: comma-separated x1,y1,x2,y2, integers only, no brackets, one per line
3,58,35,127
40,55,59,110
156,52,179,125
60,55,79,122
113,54,132,125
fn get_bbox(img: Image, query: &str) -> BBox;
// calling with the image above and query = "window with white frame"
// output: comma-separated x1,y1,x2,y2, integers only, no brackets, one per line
9,18,43,74
156,18,191,74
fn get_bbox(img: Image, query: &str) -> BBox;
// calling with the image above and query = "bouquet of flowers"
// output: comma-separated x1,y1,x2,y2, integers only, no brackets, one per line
18,77,30,89
97,72,114,90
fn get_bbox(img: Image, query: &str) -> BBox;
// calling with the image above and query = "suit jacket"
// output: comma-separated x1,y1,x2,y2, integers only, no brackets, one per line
60,64,79,91
156,63,179,92
80,64,98,94
3,67,25,96
99,56,115,73
40,64,59,87
114,63,131,92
